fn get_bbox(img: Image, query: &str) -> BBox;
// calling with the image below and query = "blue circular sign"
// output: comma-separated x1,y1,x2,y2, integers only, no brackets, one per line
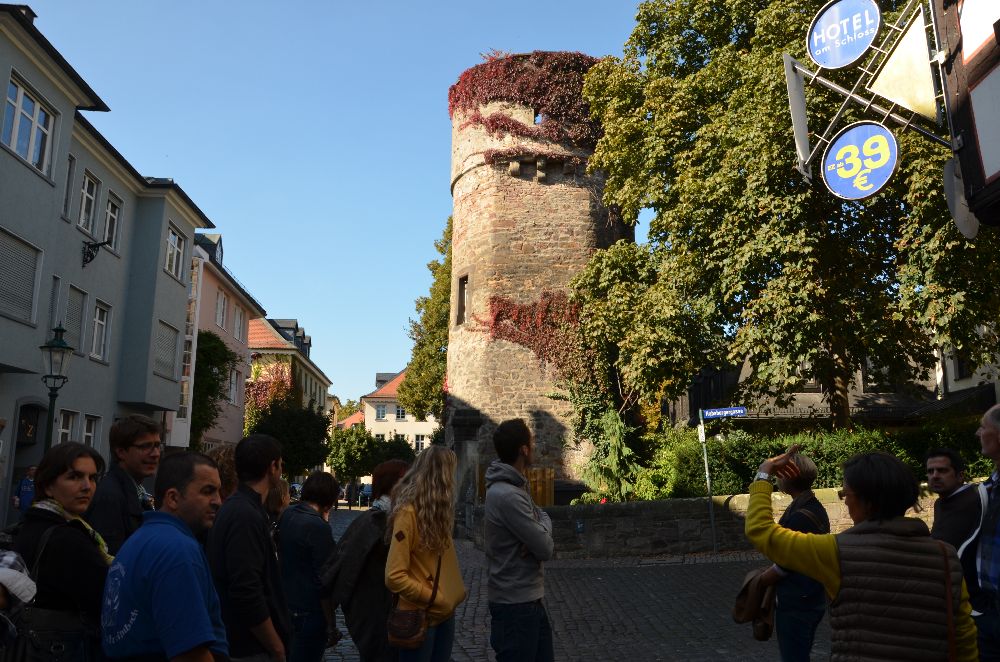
807,0,881,69
822,122,898,200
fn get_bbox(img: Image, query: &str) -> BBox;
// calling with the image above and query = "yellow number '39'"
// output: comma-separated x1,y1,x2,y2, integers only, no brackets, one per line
835,135,891,179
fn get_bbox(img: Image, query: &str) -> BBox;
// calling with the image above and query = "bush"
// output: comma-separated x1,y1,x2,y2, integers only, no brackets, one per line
631,417,986,500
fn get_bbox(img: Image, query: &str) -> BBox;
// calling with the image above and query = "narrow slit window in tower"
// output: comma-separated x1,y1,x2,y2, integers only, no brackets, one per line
457,275,468,325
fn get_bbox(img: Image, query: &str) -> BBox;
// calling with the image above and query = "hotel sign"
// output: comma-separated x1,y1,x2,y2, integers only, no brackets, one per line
807,0,881,69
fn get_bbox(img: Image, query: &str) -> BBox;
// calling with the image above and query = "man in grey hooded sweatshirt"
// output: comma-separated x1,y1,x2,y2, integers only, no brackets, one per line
485,418,555,662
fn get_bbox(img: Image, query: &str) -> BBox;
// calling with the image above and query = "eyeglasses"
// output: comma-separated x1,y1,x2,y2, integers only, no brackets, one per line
131,441,162,453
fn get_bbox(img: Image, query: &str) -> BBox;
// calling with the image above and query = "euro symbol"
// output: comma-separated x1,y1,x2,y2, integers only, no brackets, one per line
853,168,874,191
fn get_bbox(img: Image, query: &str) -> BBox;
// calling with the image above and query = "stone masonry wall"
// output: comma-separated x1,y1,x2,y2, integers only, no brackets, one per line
469,486,938,559
446,99,627,496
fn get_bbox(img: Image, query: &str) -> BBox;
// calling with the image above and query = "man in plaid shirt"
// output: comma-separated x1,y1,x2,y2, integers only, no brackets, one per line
977,404,1000,660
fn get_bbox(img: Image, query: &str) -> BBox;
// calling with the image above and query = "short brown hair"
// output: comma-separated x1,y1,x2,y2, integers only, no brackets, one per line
206,444,238,499
109,415,161,454
35,442,105,503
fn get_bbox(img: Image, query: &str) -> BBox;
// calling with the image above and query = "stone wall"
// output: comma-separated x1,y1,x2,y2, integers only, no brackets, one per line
469,486,937,559
446,90,628,501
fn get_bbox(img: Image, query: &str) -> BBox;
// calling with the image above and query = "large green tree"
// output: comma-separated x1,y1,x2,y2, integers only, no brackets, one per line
244,359,332,477
397,217,451,421
190,330,239,448
581,0,1000,427
328,426,416,481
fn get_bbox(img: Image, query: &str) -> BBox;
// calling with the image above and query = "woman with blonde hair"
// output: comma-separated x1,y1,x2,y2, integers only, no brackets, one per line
385,445,466,662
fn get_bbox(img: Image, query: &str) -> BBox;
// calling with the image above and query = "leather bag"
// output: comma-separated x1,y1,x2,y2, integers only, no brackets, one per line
386,555,442,650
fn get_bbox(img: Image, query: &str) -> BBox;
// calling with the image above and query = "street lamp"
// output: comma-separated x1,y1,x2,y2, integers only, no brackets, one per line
39,324,74,450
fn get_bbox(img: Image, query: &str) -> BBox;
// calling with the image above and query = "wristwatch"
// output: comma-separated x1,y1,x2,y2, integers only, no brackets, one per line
754,470,772,482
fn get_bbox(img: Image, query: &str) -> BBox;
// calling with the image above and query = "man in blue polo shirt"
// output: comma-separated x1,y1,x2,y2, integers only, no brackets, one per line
102,452,227,661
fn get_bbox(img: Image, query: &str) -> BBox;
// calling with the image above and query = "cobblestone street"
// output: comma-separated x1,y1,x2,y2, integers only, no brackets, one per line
324,508,831,661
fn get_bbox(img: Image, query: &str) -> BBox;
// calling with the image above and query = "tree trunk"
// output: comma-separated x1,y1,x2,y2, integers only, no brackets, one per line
828,342,853,430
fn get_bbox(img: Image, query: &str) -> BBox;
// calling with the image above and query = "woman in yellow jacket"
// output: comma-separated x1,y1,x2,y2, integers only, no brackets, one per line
747,448,977,661
385,445,466,662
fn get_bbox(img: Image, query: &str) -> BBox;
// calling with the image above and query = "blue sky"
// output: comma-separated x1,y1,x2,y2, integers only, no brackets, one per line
26,1,646,402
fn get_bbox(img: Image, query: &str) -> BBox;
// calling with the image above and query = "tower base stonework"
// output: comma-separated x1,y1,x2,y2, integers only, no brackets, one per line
444,53,628,517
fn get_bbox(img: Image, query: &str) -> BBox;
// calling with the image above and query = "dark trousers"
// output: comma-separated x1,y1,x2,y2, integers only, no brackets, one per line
775,603,825,662
489,600,554,662
397,616,454,662
289,610,327,662
974,606,1000,661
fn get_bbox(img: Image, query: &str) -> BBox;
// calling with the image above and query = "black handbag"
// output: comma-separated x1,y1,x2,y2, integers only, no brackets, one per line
2,525,95,662
386,555,442,650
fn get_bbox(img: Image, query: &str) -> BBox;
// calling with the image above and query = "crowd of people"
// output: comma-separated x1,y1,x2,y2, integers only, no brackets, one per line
0,414,555,662
9,404,1000,661
745,403,1000,661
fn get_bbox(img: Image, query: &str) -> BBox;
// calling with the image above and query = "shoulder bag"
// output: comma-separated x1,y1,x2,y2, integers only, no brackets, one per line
386,555,442,650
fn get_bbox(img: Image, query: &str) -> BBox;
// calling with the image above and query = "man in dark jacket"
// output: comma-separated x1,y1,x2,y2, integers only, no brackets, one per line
208,434,291,661
278,471,337,662
85,414,160,553
485,419,554,662
927,448,987,634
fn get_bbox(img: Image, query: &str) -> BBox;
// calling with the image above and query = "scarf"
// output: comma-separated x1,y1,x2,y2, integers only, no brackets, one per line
371,495,391,512
33,499,114,565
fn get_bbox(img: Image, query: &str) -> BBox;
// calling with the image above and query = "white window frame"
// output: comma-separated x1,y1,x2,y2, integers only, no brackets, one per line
78,171,100,234
375,404,387,420
215,291,228,329
90,300,111,360
375,433,385,442
228,368,238,403
394,433,406,443
165,225,185,280
3,77,54,175
233,306,245,341
83,415,100,447
395,405,406,421
61,154,76,217
415,434,425,452
58,409,78,445
104,191,122,250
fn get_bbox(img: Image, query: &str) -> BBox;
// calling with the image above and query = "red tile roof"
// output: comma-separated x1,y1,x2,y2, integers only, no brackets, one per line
248,318,291,350
335,411,365,429
362,370,406,400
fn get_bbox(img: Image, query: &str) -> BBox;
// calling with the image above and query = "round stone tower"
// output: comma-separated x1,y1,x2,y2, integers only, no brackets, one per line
445,52,630,507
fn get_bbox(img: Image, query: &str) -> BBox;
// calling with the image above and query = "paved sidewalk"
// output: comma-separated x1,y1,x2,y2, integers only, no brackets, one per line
323,509,831,661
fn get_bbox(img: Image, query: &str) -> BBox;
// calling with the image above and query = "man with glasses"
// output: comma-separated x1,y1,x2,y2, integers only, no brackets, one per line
85,414,161,554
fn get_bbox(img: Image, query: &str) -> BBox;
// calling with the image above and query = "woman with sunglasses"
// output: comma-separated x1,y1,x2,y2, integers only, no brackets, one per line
14,441,113,661
746,447,977,661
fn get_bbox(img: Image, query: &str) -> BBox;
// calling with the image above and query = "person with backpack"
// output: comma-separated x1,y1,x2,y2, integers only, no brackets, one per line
14,442,112,661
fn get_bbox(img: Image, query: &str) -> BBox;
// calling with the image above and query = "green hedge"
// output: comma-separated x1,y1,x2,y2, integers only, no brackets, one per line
632,417,986,500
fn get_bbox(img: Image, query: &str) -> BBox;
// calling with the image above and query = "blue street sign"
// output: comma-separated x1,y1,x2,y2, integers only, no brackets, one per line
701,407,748,420
807,0,881,69
822,121,898,200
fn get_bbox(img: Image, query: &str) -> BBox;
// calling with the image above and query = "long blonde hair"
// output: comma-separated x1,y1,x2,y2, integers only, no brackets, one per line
387,445,457,552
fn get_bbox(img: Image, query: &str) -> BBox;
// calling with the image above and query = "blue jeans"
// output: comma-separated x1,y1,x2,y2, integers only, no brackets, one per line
398,615,455,662
289,610,327,662
489,600,554,662
775,604,825,662
974,605,1000,661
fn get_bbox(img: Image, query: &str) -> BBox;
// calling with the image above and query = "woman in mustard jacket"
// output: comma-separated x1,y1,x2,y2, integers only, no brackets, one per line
747,448,977,661
385,445,466,662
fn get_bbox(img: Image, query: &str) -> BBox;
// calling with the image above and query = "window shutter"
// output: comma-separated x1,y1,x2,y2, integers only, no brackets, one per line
65,287,85,350
0,228,39,322
154,322,178,377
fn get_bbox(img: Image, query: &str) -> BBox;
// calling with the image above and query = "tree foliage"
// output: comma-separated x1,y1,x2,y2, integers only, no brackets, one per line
397,217,452,421
244,358,331,477
328,425,416,481
190,330,240,449
332,398,360,422
581,0,1000,427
